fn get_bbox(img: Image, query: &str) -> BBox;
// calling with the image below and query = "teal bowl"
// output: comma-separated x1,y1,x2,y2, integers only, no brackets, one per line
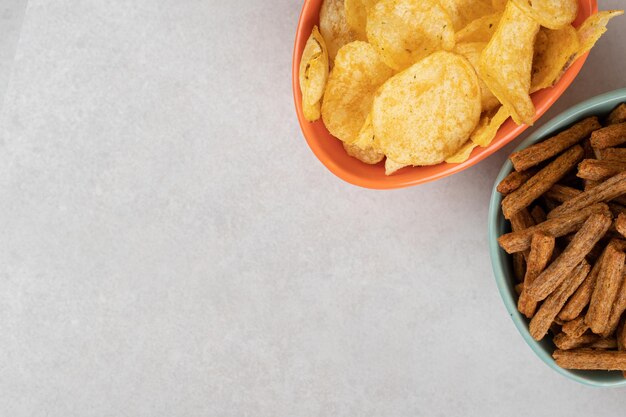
488,88,626,388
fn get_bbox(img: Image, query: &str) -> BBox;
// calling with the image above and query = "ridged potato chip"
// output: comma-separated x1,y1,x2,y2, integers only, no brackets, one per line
530,26,579,93
385,158,407,175
454,42,500,112
372,51,481,165
573,10,624,61
366,0,455,70
320,0,359,62
470,106,510,147
455,12,502,43
492,0,508,10
439,0,495,31
479,1,539,126
299,26,330,122
343,113,384,164
344,0,378,39
445,140,478,163
511,0,577,30
321,41,393,143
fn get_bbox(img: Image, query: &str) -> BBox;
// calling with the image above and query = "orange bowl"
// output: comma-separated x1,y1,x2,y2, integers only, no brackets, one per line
293,0,598,189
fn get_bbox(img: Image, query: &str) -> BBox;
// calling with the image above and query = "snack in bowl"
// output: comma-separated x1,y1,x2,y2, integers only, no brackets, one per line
495,103,626,374
299,26,330,122
372,51,481,166
366,0,455,71
321,41,393,144
297,0,622,175
320,0,358,62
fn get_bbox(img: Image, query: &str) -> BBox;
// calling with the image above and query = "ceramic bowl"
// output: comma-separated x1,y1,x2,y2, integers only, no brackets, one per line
488,88,626,387
292,0,598,189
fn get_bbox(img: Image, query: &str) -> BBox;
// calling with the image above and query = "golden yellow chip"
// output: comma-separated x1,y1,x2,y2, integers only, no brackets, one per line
511,0,577,30
343,113,384,164
299,26,329,122
320,0,359,62
455,12,502,43
321,41,393,143
344,0,378,39
470,106,510,147
385,158,408,175
454,42,500,112
534,28,549,53
372,51,481,165
445,140,478,163
492,0,508,10
573,10,624,61
479,1,539,126
530,26,579,93
439,0,495,31
366,0,455,70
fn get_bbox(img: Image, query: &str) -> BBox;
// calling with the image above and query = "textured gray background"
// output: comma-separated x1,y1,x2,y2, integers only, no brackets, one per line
1,1,625,416
0,0,27,111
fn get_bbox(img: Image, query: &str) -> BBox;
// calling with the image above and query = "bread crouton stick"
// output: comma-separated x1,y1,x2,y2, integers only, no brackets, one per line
553,332,598,350
585,244,625,334
601,271,626,338
529,261,590,340
545,184,581,202
596,147,626,162
616,213,626,238
558,242,618,322
518,233,555,318
526,214,611,301
590,338,618,349
561,316,589,338
502,146,584,219
547,172,626,219
608,103,626,125
497,168,539,195
553,349,626,370
509,117,600,172
498,203,610,254
590,122,626,149
510,208,535,280
577,159,626,181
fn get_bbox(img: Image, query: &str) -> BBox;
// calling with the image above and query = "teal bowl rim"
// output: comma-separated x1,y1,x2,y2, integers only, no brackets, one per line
488,88,626,388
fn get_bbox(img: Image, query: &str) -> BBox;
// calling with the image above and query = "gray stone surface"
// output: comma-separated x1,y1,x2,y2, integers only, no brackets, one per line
0,0,28,111
1,1,625,416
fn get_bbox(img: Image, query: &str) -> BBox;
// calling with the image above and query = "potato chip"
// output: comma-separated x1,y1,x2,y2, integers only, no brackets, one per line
321,41,393,143
366,0,455,71
454,42,500,112
299,26,329,122
492,0,508,10
343,113,384,164
439,0,495,31
479,1,539,126
320,0,359,62
372,51,481,165
344,142,384,164
455,12,502,43
573,10,624,61
344,0,378,39
530,26,579,93
511,0,577,30
534,28,549,53
445,140,478,163
385,158,408,175
470,106,510,147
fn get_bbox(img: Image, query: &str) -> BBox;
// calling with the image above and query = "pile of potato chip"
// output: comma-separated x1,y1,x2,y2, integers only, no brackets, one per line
299,0,623,175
